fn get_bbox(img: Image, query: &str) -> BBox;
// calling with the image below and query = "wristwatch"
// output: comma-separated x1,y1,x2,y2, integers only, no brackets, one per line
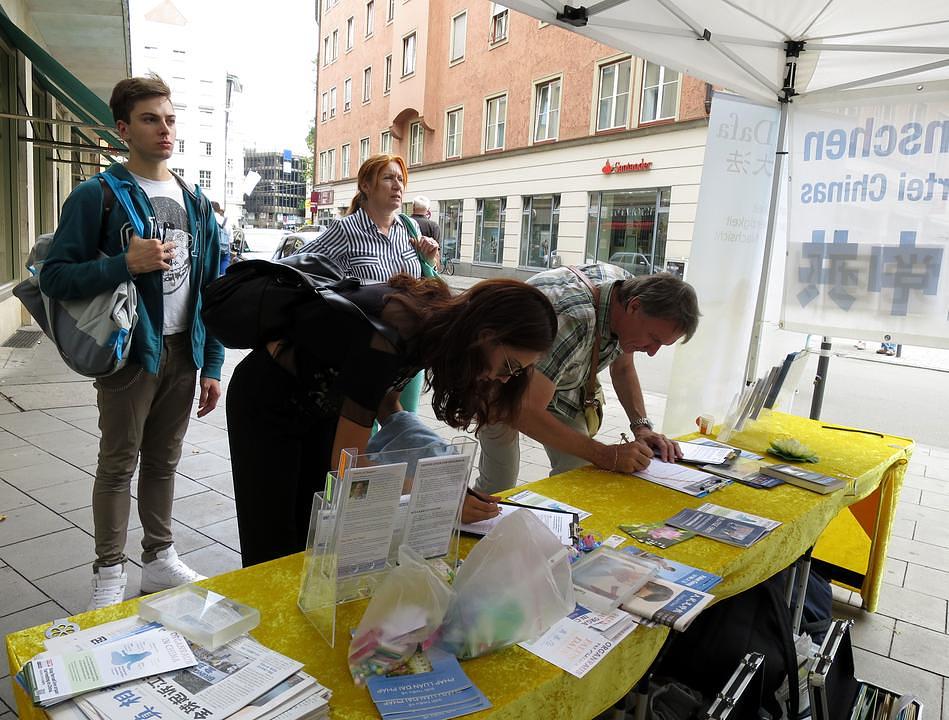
630,417,653,432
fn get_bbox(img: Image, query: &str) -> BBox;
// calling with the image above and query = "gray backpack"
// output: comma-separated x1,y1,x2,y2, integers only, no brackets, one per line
13,178,139,377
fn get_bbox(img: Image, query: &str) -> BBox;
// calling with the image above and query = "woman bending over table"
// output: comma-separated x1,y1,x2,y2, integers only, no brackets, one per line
226,275,557,566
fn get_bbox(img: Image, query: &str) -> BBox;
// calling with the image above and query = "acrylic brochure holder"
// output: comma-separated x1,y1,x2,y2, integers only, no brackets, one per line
297,437,476,648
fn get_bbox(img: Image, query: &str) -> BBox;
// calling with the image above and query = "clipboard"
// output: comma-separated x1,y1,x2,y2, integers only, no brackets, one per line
497,500,581,543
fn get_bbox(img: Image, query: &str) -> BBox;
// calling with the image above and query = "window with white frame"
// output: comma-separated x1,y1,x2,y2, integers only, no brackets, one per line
341,143,351,178
321,91,329,121
362,66,372,102
331,29,338,60
199,170,212,189
327,148,336,180
533,78,561,142
323,35,330,65
176,139,185,153
365,0,374,36
226,180,234,196
346,17,354,51
386,0,394,22
319,151,327,182
329,87,337,118
641,61,680,123
450,12,466,63
172,167,185,177
201,140,212,156
490,3,509,44
380,130,392,153
359,137,370,165
343,78,352,112
474,197,506,264
597,58,631,131
445,108,463,159
485,94,507,151
402,32,416,77
384,54,392,94
409,122,424,166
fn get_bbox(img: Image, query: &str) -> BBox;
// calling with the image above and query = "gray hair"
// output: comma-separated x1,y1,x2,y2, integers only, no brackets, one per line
412,195,432,213
615,273,701,342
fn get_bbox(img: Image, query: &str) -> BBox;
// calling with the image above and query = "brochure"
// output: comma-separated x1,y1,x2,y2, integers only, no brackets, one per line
759,463,847,494
621,547,723,592
620,576,715,631
402,454,470,558
507,489,592,521
689,437,763,461
570,548,658,612
631,460,730,496
677,441,737,465
695,502,783,531
336,461,407,577
459,503,576,545
619,522,695,548
701,457,783,489
666,508,771,548
24,628,196,706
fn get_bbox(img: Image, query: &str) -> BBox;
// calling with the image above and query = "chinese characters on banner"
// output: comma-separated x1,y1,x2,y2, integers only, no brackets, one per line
784,85,949,347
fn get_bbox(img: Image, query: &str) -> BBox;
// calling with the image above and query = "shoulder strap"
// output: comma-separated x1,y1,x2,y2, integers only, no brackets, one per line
567,266,601,397
96,176,116,248
399,213,420,239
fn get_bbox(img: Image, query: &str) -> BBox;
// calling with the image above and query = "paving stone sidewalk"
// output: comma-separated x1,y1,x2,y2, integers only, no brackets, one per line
0,334,946,719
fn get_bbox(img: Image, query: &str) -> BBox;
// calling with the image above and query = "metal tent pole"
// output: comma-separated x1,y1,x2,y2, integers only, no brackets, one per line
809,336,832,420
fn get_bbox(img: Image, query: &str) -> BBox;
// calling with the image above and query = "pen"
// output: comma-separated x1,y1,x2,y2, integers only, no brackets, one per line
620,432,630,444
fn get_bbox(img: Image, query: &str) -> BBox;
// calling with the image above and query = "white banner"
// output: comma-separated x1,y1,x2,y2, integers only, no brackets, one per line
663,93,779,436
783,83,949,348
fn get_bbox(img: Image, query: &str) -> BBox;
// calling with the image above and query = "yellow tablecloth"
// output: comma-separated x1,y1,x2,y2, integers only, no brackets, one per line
6,411,911,720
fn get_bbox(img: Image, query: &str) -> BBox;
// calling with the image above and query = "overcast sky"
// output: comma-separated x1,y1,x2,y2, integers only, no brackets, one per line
132,0,318,155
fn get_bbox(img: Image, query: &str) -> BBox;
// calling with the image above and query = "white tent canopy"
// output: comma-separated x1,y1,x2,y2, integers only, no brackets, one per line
503,1,949,104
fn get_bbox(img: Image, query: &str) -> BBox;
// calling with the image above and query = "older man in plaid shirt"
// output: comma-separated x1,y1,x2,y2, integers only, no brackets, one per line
475,265,700,494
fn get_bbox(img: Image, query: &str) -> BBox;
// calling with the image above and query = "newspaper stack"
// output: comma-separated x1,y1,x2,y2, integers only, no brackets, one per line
25,617,332,720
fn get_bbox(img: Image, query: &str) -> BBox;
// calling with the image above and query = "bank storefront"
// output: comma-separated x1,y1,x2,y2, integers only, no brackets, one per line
318,121,706,280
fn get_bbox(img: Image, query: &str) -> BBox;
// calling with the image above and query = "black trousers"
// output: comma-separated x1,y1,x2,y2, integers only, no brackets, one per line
227,349,335,567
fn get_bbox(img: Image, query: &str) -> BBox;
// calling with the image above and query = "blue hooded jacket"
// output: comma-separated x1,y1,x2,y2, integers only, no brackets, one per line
40,164,224,380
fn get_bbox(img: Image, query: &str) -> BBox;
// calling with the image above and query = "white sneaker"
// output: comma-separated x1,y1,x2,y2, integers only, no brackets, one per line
88,564,128,610
141,546,206,594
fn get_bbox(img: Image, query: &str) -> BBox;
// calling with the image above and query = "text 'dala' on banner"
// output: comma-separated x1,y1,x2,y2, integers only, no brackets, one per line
784,83,949,348
663,92,780,436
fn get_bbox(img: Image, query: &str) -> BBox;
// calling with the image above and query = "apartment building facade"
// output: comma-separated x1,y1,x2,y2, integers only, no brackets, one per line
313,0,711,278
244,150,308,228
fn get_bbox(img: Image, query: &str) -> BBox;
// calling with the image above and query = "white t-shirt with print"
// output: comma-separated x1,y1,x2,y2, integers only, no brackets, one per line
131,172,192,334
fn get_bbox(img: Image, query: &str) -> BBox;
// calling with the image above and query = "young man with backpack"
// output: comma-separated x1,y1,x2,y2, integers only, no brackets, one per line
40,75,224,609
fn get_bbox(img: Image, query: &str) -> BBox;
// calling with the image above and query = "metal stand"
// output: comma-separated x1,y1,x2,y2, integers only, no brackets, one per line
809,336,832,420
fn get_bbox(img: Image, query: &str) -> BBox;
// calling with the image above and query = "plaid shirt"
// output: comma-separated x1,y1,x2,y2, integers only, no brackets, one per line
529,263,631,418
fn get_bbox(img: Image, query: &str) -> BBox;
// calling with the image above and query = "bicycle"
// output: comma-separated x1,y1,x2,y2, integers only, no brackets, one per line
440,254,456,276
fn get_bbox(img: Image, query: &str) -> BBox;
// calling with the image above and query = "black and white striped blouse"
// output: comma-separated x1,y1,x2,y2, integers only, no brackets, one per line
297,208,422,282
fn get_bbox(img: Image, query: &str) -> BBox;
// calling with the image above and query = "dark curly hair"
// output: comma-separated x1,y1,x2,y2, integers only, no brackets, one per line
386,276,558,431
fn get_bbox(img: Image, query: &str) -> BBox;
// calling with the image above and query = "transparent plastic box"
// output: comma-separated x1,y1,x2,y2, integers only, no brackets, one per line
138,584,260,649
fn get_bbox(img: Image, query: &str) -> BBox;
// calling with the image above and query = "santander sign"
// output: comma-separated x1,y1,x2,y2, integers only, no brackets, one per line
602,159,653,174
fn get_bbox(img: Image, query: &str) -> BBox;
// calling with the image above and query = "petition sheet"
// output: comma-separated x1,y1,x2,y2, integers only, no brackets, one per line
336,462,406,577
402,454,470,558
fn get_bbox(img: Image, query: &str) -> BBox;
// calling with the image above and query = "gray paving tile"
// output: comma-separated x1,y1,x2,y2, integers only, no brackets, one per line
28,427,98,454
44,441,101,468
65,416,102,436
1,381,97,411
921,490,949,512
45,405,100,421
852,648,944,718
904,472,949,494
0,527,96,580
123,520,215,562
0,445,55,472
171,490,236,529
34,562,143,616
883,557,907,586
892,517,916,539
833,603,895,655
199,517,241,552
63,500,142,536
890,620,949,676
0,457,89,491
0,432,28,451
0,678,15,716
916,519,949,549
195,437,231,459
184,421,229,445
195,471,234,498
887,534,949,572
175,451,232,480
943,682,948,720
0,599,67,640
0,503,71,546
0,480,32,513
899,486,922,505
0,410,73,437
903,564,949,601
27,475,94,513
0,566,48,616
875,582,948,632
178,543,242,580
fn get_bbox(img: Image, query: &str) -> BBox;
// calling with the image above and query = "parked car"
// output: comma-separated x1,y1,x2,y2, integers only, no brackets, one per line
608,252,654,276
271,226,330,260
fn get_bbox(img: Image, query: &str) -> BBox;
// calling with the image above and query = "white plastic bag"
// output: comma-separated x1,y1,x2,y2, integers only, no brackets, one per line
438,508,575,659
348,545,453,683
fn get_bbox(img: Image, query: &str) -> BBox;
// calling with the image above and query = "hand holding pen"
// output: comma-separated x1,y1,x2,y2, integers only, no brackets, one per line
603,433,652,473
463,487,501,524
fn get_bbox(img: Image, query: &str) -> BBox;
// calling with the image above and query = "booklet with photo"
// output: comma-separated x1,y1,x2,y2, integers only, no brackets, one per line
759,463,847,494
571,548,659,612
701,457,784,489
620,576,715,632
621,547,723,592
695,503,782,531
507,489,592,521
619,522,695,549
666,508,770,548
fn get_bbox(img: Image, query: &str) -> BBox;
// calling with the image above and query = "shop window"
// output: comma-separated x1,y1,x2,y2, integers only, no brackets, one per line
474,197,506,264
520,195,560,269
585,188,670,273
641,61,679,123
597,58,631,131
439,199,463,259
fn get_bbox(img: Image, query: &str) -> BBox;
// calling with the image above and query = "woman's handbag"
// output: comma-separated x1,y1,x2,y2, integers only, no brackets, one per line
399,213,439,278
567,267,605,437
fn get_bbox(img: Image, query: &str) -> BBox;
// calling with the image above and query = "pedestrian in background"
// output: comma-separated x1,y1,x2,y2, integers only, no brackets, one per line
410,195,441,249
296,154,439,415
212,201,231,275
41,75,223,609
